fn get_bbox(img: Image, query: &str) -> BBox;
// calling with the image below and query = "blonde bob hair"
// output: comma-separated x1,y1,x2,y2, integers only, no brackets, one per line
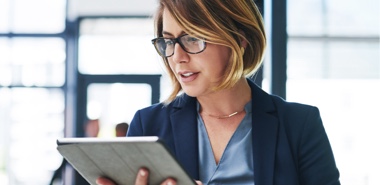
154,0,266,103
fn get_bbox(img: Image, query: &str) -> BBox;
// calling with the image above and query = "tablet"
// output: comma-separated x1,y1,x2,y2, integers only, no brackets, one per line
57,136,196,185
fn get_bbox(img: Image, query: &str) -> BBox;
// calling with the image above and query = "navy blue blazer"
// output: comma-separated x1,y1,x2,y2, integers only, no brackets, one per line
128,79,340,185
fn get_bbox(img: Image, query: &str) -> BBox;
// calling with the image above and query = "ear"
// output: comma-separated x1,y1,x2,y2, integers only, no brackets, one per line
238,30,248,49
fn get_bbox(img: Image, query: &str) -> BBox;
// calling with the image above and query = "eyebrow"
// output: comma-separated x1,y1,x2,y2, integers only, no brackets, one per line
162,31,186,37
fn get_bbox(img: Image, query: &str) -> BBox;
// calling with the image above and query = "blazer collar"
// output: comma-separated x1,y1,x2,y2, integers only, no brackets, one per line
170,79,279,183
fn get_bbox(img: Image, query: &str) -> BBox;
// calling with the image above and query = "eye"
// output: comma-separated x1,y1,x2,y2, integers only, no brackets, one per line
186,36,201,43
165,39,174,46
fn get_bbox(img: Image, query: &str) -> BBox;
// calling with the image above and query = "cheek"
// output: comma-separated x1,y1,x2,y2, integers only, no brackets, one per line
221,47,232,63
206,44,231,60
215,49,232,79
203,56,230,81
212,47,231,71
167,60,178,76
166,58,174,70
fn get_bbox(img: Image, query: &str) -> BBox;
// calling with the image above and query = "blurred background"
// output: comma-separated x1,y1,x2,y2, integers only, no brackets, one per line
0,0,379,184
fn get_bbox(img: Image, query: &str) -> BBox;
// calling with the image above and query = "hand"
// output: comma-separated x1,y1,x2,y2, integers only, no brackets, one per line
96,168,177,185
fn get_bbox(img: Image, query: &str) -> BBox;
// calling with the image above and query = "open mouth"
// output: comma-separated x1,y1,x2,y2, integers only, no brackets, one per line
181,72,194,77
178,71,199,82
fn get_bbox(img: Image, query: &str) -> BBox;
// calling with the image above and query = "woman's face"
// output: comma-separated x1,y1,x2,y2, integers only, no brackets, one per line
162,8,231,97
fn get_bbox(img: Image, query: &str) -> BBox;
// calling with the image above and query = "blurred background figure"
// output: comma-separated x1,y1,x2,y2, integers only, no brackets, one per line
115,122,129,137
85,119,100,137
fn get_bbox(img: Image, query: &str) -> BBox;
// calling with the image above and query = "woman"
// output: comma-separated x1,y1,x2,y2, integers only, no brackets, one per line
97,0,340,184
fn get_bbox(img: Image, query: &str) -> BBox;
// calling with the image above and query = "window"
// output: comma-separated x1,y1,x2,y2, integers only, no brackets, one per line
287,0,380,184
0,0,66,184
87,83,152,137
76,17,167,138
0,0,65,33
78,18,162,75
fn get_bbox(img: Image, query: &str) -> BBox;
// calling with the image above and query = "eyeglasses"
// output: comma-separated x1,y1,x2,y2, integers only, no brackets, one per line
151,34,207,57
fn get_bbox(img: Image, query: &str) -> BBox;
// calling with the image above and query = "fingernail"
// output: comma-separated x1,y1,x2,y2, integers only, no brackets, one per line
140,169,146,176
167,181,174,185
95,179,102,185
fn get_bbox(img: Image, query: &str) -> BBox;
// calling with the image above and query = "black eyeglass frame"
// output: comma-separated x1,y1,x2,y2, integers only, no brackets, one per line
151,34,207,57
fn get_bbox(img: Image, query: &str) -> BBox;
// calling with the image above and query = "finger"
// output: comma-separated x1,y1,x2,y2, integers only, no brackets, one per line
195,180,203,185
96,177,116,185
135,168,149,185
160,178,176,185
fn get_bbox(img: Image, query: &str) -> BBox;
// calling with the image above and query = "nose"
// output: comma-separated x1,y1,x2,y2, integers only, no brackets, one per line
171,42,189,63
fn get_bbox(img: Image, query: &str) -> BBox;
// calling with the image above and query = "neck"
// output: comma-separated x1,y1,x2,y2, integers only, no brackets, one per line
197,78,251,116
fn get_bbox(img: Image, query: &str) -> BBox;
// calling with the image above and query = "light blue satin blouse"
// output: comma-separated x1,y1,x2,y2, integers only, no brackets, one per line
197,101,254,185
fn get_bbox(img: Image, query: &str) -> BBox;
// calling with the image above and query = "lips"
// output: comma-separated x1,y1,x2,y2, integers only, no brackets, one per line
178,71,199,82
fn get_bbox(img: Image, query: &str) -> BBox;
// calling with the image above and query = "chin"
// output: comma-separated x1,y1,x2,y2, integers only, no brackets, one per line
182,91,198,97
182,88,202,98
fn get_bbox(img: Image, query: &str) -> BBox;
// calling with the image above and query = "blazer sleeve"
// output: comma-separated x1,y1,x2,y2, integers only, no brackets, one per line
298,107,340,185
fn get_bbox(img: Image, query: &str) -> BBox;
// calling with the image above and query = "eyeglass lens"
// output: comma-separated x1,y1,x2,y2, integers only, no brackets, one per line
153,35,206,57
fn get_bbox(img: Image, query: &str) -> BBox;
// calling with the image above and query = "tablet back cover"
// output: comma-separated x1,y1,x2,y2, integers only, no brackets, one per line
57,137,195,185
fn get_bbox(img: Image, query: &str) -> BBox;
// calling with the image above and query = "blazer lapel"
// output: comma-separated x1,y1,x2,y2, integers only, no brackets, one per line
249,80,279,185
170,95,199,180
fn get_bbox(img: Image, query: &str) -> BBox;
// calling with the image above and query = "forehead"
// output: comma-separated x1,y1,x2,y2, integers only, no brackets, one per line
162,8,184,36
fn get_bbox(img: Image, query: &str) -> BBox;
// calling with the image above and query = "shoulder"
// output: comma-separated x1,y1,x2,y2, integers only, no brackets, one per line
128,103,170,136
137,93,193,116
248,79,319,118
138,102,169,115
269,94,322,134
131,93,196,126
128,94,195,136
270,95,320,118
249,81,319,121
248,79,323,140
